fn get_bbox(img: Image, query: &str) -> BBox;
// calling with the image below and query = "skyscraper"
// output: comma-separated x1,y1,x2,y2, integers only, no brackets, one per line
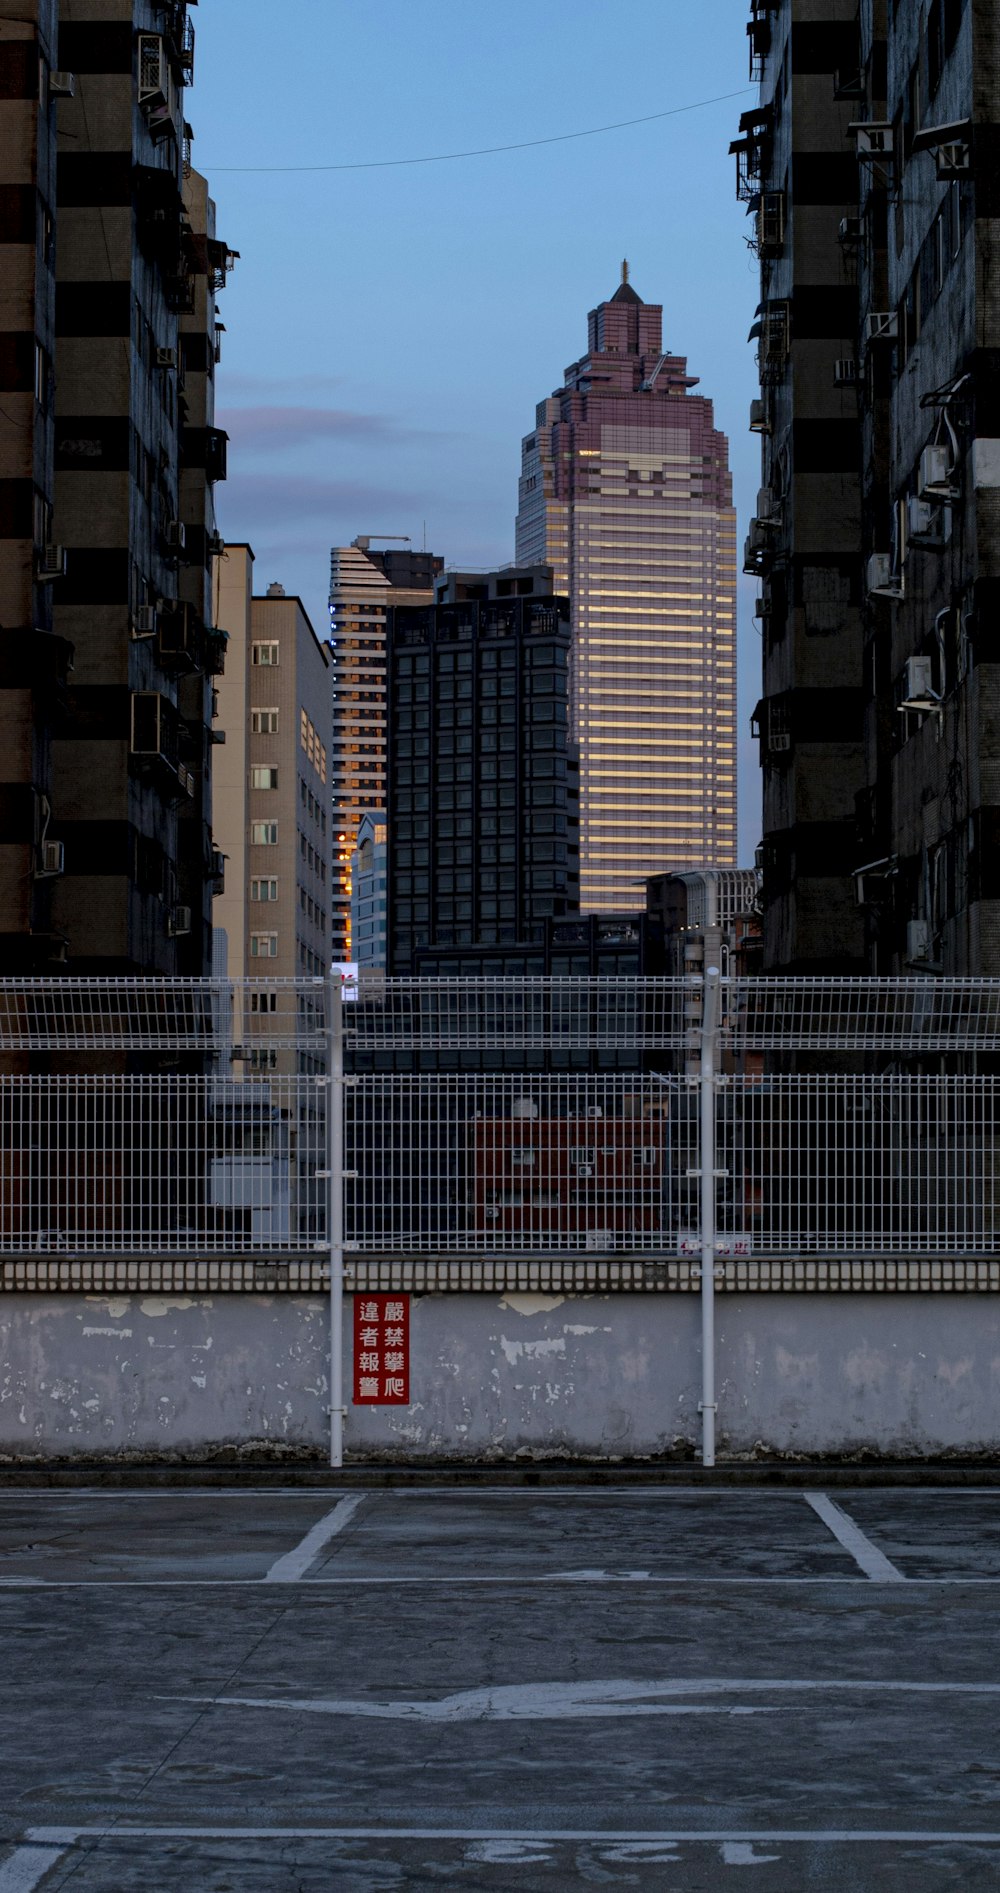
515,268,737,912
328,537,442,959
384,563,578,974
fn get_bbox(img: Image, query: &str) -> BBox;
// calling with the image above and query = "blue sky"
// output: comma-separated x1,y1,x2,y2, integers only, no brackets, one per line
195,0,762,860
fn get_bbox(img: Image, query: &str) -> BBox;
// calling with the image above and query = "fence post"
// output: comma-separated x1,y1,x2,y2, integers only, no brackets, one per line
327,970,346,1469
698,964,721,1468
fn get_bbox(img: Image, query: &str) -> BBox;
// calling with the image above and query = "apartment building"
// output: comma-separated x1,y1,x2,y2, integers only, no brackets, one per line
743,0,1000,972
0,1,232,973
213,552,331,1004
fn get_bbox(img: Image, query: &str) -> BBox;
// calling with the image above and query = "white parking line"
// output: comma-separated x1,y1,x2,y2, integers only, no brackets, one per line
0,1844,66,1893
262,1495,366,1582
804,1493,906,1582
22,1821,1000,1844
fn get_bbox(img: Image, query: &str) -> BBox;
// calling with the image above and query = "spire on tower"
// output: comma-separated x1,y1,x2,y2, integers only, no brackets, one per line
621,258,629,284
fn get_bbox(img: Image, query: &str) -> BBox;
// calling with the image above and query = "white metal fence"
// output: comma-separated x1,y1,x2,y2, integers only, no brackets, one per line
2,974,1000,1267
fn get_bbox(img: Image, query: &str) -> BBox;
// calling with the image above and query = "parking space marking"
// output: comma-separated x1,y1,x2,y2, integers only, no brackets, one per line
262,1494,366,1581
804,1493,905,1581
21,1822,1000,1844
0,1841,66,1893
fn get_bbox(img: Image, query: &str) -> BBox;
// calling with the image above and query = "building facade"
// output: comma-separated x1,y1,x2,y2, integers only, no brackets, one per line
212,558,332,996
515,270,737,912
328,537,441,960
350,810,387,970
743,0,1000,974
0,0,232,974
385,564,579,974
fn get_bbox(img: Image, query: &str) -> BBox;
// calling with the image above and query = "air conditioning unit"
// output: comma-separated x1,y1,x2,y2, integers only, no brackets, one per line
586,1105,603,1119
39,840,64,875
907,495,939,541
866,552,903,598
851,121,894,157
901,655,937,704
747,517,776,553
838,215,862,243
834,358,857,385
936,141,970,179
577,1165,594,1179
484,1206,500,1220
133,604,158,637
918,443,956,500
156,347,177,369
756,486,777,520
137,33,168,109
49,71,75,98
864,311,898,345
906,918,930,962
207,531,225,556
167,905,192,938
749,399,769,434
36,544,67,580
163,520,186,552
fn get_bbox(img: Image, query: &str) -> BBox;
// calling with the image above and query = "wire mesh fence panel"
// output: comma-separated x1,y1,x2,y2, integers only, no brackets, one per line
0,1076,327,1254
347,977,698,1054
0,979,328,1056
724,978,1000,1053
345,1073,695,1254
718,1075,1000,1255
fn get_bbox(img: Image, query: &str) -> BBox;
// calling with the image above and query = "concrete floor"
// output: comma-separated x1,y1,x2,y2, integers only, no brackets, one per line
1,1487,1000,1889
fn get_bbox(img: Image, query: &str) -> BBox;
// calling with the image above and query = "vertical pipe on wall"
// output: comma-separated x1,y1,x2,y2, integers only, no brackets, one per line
327,970,345,1468
699,965,721,1468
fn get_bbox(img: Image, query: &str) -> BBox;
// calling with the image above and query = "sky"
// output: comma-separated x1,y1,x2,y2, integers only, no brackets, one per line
194,0,763,861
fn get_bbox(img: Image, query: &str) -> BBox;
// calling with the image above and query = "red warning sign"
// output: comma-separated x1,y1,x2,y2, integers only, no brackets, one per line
353,1294,410,1405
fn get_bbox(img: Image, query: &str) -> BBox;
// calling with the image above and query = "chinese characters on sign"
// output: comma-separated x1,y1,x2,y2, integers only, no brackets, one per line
353,1294,410,1404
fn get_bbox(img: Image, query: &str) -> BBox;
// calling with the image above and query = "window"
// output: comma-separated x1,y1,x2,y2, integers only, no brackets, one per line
252,642,279,666
300,708,327,783
251,822,278,845
251,767,278,790
251,878,278,902
251,708,279,734
250,932,278,958
250,991,278,1013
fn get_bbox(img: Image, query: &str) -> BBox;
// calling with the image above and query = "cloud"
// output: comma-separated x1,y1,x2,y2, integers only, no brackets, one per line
219,405,403,453
217,371,345,399
216,470,420,530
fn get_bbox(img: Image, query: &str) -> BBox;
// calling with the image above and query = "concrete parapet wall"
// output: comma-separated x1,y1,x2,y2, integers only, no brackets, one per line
1,1291,998,1462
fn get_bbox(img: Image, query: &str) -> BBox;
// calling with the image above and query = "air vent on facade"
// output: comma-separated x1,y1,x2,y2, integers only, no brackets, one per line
49,71,75,98
898,655,939,710
834,358,857,385
36,544,67,580
850,121,894,157
163,519,186,552
864,311,899,345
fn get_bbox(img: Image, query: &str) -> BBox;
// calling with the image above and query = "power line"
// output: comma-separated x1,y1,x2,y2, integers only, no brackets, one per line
206,88,754,174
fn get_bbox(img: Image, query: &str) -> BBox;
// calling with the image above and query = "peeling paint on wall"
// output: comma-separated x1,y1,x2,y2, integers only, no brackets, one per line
497,1293,567,1317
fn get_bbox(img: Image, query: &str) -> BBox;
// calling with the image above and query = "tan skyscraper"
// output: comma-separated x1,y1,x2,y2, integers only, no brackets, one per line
516,269,737,911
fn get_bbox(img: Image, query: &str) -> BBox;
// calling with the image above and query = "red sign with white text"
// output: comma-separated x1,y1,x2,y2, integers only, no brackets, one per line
353,1294,410,1405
